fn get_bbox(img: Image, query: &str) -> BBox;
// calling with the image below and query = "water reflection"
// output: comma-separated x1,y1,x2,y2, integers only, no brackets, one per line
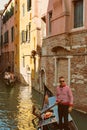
0,80,87,130
16,86,35,130
0,80,37,130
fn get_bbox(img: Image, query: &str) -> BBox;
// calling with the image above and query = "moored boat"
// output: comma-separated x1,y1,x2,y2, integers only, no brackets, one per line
3,71,16,86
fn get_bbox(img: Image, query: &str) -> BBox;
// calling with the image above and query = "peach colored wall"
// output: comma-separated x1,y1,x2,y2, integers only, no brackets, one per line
32,0,41,28
40,0,49,16
32,0,38,17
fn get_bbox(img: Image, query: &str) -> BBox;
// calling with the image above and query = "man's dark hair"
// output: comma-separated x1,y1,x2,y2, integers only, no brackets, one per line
59,76,64,80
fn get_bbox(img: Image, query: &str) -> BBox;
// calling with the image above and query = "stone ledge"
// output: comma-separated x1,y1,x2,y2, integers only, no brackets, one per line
74,108,87,115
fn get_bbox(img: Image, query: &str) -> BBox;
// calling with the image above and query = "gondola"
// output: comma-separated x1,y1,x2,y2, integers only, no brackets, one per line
3,71,16,87
32,84,78,130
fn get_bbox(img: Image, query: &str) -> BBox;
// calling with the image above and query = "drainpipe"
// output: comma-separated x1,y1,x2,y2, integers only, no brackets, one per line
31,50,37,87
67,56,73,86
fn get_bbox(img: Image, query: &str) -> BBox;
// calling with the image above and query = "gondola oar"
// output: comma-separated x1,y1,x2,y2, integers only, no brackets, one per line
32,103,57,127
32,102,57,120
32,105,42,119
41,102,59,115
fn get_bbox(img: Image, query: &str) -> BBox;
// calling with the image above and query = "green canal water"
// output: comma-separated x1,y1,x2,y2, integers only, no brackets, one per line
71,110,87,130
0,79,87,130
0,79,43,130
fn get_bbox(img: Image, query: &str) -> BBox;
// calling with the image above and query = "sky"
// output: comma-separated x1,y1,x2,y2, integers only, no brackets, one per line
0,0,9,10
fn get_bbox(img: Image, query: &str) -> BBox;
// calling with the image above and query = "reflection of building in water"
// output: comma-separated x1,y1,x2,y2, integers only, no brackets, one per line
16,86,35,130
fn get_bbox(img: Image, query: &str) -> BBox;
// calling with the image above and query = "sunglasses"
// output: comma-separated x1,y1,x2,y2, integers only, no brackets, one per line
59,80,65,83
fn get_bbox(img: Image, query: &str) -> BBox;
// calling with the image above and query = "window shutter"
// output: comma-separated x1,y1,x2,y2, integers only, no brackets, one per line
27,0,31,11
74,0,83,28
22,31,26,43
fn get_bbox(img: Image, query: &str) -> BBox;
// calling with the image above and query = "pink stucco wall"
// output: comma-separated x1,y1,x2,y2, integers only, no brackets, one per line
2,15,14,53
41,0,87,112
46,0,87,36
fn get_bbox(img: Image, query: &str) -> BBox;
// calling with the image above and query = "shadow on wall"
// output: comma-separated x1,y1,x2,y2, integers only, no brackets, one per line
17,73,29,85
17,73,35,87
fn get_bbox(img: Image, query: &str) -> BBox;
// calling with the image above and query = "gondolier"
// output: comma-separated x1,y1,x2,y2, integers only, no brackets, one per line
56,76,73,130
32,83,77,130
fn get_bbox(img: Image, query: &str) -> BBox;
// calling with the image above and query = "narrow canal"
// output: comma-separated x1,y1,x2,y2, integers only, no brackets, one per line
0,79,87,130
0,79,43,130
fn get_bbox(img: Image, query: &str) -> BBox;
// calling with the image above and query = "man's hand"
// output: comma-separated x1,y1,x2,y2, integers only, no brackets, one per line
68,106,73,113
56,100,63,105
55,102,58,105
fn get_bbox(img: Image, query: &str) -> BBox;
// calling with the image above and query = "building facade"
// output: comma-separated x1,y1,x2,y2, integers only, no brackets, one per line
18,0,47,87
18,0,32,85
0,0,45,88
19,0,42,87
0,10,3,57
41,0,87,112
0,0,15,73
14,0,20,78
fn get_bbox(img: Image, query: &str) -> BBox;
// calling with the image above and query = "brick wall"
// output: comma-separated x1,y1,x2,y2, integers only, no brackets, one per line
41,30,87,112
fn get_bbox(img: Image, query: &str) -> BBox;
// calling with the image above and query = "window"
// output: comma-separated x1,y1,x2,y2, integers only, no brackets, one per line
26,25,29,41
1,35,3,46
29,22,31,41
48,11,52,34
11,26,14,42
26,22,31,42
22,4,25,16
74,0,83,28
15,24,18,36
6,31,9,43
11,51,14,72
21,30,26,43
4,31,9,44
27,0,31,11
15,1,18,13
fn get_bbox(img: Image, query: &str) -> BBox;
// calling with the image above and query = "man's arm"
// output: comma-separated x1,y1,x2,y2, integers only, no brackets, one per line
68,87,73,112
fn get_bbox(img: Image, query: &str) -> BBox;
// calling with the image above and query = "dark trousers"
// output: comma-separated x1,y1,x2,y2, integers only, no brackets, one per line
58,104,70,130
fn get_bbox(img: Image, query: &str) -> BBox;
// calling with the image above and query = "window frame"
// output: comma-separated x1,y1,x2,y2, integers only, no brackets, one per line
22,3,25,17
21,30,26,43
27,0,31,11
48,11,52,35
4,30,9,44
73,0,83,28
26,22,31,42
11,26,14,42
